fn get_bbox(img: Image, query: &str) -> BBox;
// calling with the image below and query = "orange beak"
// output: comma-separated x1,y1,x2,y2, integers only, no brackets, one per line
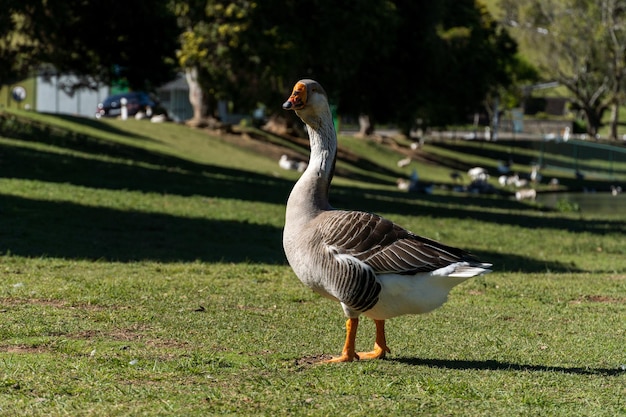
282,82,307,110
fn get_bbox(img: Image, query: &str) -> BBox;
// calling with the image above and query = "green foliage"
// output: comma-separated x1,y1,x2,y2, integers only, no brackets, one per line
499,0,626,137
0,3,37,85
174,0,522,127
555,198,580,213
1,0,179,90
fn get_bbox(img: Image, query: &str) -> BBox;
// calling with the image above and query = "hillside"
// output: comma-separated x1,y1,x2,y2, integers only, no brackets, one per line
1,110,625,416
1,109,624,266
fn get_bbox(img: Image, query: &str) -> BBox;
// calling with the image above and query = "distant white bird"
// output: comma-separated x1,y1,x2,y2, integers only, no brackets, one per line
279,154,308,172
530,166,542,183
396,178,410,191
279,154,297,170
514,177,529,188
397,157,412,168
397,170,420,192
549,178,560,188
562,126,571,141
150,114,167,123
544,132,557,141
499,174,527,187
468,167,489,182
611,185,622,196
515,189,537,201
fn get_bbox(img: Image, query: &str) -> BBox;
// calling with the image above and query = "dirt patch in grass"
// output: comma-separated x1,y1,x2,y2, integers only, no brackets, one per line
1,345,48,354
69,327,191,350
295,354,334,366
0,297,123,310
569,295,626,304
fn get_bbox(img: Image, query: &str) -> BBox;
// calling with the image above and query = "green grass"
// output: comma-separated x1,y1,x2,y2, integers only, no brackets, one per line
1,110,625,416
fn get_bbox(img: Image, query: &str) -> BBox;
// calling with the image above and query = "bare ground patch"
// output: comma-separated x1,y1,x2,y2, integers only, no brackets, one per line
295,354,334,366
569,295,626,304
0,297,124,311
1,345,48,354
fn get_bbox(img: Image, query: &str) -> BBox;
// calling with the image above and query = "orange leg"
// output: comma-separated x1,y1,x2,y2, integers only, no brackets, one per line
358,319,390,360
323,318,359,363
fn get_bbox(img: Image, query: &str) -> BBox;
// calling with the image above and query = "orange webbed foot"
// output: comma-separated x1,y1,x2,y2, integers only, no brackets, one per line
321,318,359,364
357,319,390,360
357,342,391,360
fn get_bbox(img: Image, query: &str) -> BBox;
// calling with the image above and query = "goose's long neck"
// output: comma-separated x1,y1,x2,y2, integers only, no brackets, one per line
285,108,337,226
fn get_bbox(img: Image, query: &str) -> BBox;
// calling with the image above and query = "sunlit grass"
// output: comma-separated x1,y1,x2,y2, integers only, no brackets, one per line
0,110,624,416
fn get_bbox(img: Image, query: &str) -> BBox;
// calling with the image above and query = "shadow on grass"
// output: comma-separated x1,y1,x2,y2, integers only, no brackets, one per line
1,114,624,266
0,140,295,204
9,139,620,239
393,357,625,377
3,113,625,233
0,194,283,263
339,188,626,237
0,195,587,272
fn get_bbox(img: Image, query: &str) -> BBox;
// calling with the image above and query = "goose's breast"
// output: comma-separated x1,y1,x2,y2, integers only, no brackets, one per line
283,230,336,297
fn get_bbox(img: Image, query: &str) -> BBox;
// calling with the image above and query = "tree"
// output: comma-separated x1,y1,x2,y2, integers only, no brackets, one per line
175,0,520,131
499,0,626,139
0,1,38,86
333,0,522,134
174,0,396,126
174,0,269,125
0,0,179,91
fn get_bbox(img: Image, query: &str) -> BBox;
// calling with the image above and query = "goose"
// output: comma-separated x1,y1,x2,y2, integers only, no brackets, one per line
282,79,492,363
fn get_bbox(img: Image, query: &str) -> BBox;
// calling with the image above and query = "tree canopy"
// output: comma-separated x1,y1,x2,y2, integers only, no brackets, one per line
175,0,523,130
1,0,179,90
500,0,626,138
2,0,524,130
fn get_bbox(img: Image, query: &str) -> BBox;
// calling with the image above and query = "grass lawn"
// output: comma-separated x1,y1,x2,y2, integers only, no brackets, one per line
1,110,625,416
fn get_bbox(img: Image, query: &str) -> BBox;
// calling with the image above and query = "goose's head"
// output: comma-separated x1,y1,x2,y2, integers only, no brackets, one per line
283,79,330,127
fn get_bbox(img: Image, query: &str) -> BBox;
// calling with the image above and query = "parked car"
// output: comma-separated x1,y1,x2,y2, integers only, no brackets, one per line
95,92,166,118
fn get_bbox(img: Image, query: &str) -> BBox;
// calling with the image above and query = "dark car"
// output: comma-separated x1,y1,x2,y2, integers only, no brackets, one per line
95,92,166,118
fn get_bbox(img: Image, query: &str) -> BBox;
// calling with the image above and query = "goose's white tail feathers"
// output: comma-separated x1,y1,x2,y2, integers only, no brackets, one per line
434,262,493,278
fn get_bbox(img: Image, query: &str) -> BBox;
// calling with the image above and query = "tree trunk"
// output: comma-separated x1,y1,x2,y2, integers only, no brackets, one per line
185,66,206,127
583,106,602,139
356,114,374,138
609,100,619,141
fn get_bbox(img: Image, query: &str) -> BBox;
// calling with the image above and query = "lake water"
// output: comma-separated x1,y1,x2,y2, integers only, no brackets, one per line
535,191,626,215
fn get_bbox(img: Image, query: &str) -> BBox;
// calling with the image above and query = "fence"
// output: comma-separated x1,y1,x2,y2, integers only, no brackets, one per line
534,139,626,181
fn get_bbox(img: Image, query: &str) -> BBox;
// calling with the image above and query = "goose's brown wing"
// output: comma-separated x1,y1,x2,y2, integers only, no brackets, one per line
318,210,485,275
